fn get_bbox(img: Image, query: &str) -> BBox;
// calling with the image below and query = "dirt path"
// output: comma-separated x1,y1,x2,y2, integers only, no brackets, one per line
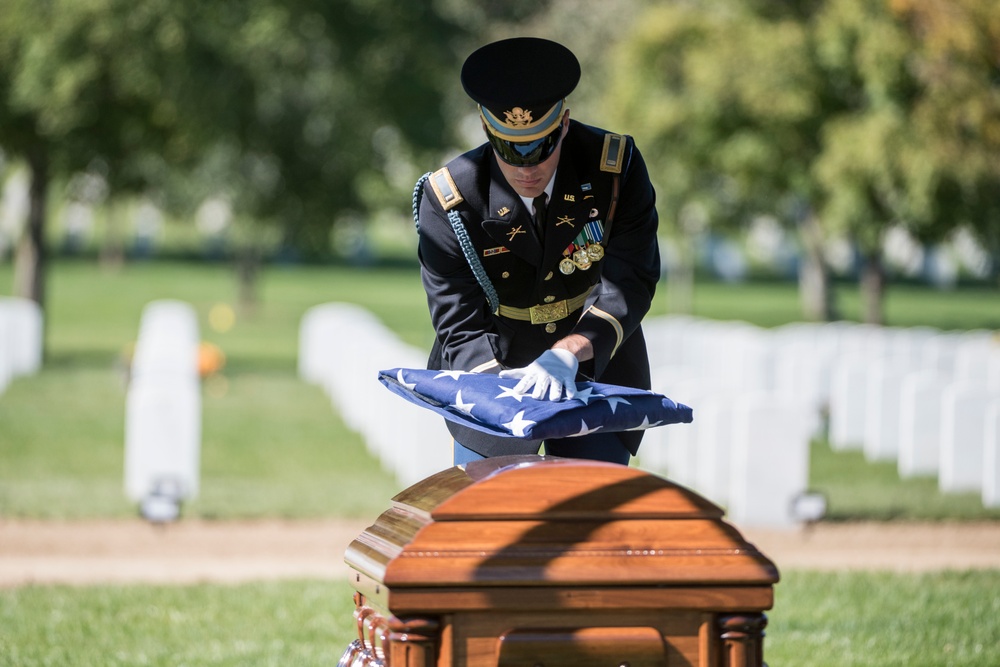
2,519,999,588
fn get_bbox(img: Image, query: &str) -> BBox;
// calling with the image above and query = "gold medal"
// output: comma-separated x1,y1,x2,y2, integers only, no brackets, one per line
587,243,604,261
559,258,576,275
573,248,592,270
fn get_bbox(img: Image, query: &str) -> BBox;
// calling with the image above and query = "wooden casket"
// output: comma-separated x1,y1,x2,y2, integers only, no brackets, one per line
342,455,779,667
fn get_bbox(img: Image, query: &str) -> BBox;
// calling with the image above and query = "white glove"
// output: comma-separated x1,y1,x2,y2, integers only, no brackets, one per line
499,348,579,401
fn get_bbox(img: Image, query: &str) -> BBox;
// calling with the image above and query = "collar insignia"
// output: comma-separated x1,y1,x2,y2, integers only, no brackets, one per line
497,206,511,216
564,194,575,202
557,215,575,228
506,225,526,242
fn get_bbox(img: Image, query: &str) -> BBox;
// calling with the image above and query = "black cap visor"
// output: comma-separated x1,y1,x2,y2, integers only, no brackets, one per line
487,125,563,167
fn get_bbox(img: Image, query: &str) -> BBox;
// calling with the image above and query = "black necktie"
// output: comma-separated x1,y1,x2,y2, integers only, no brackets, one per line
532,194,548,241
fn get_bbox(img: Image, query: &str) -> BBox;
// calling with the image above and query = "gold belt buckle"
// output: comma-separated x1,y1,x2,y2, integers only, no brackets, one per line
528,300,569,325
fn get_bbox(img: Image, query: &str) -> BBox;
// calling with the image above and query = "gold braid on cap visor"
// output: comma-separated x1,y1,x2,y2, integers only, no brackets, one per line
480,100,565,166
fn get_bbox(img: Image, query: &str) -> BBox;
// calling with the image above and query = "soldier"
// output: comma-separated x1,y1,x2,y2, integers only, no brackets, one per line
415,37,660,465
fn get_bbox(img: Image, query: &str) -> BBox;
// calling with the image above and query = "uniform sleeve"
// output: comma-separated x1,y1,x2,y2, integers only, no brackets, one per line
571,140,660,378
417,181,503,373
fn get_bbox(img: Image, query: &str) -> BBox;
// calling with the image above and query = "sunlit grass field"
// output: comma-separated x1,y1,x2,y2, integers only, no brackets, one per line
2,259,997,519
1,259,998,666
0,572,997,666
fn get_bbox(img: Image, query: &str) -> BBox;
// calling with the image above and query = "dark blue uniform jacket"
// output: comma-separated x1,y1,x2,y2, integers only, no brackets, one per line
417,120,660,456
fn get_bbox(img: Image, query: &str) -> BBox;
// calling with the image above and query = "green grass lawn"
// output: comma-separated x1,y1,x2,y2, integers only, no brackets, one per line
1,570,997,666
1,259,999,519
1,260,423,519
1,259,998,666
810,439,1000,522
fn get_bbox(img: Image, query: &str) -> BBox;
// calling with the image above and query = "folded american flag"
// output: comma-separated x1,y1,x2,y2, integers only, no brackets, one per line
378,368,693,440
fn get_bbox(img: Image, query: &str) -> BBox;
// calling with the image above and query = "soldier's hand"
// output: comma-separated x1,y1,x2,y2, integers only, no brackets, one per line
499,348,579,401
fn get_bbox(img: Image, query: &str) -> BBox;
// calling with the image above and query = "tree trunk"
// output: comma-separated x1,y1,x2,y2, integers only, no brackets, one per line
12,150,49,308
858,251,885,326
99,201,126,271
796,212,836,322
235,245,260,315
11,150,50,362
666,233,695,315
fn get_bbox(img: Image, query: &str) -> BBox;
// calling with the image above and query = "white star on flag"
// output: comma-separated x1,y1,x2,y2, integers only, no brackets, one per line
626,415,663,431
572,386,603,405
603,396,631,414
434,370,470,380
450,390,475,415
502,410,536,437
396,369,417,391
495,384,526,402
569,419,604,437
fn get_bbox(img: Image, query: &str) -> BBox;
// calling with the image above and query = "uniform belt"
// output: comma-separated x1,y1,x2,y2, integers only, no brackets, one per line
497,286,595,325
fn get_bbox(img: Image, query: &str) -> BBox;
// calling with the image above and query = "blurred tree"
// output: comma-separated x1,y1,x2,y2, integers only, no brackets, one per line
0,0,472,319
811,0,1000,320
814,0,1000,318
608,0,999,324
606,2,842,320
0,0,254,314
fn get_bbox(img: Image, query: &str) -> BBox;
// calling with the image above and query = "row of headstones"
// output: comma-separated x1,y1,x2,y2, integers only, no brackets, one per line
123,299,202,520
640,349,821,528
639,315,1000,511
0,297,43,393
297,304,821,529
298,303,452,488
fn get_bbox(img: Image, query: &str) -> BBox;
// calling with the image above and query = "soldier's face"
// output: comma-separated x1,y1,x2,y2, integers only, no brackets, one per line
493,112,569,199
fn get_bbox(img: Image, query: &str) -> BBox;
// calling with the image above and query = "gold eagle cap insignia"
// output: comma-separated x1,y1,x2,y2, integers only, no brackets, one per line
504,107,533,126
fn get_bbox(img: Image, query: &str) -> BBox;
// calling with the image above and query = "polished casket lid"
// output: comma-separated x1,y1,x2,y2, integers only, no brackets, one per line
345,455,779,590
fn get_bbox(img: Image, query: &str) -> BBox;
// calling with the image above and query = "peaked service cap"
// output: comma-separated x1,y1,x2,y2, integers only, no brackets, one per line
461,37,580,144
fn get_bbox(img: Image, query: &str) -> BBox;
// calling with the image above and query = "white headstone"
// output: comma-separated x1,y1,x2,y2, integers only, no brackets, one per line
897,372,945,477
828,356,869,451
0,308,11,393
647,370,712,488
953,332,996,386
301,302,455,480
298,303,381,385
863,361,908,462
693,396,737,505
983,402,1000,508
130,300,199,382
0,296,43,377
939,382,996,493
124,300,202,515
727,392,816,529
124,377,201,503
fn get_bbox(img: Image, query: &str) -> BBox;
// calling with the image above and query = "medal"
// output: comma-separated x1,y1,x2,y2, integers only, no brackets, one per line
587,243,604,261
559,258,576,275
573,248,592,270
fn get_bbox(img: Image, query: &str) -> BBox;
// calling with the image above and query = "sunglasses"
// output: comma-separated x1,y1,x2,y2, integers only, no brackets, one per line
486,123,564,167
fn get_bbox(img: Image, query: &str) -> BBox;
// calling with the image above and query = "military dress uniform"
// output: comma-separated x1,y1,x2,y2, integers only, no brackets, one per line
415,37,660,460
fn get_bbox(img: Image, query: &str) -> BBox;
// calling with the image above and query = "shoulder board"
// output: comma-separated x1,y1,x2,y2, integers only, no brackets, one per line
429,167,464,211
600,133,626,174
